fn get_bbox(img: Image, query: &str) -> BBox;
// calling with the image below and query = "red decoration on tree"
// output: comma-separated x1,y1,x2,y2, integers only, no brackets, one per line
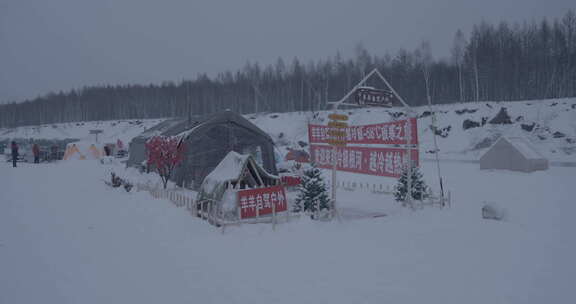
145,136,185,189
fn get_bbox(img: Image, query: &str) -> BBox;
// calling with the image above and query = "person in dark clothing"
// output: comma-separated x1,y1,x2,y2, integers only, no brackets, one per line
50,145,58,161
32,144,40,163
11,141,18,167
103,145,111,157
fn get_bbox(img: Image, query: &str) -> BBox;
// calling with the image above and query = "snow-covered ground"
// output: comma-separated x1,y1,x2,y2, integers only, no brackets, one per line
1,159,574,303
0,118,164,144
1,98,575,303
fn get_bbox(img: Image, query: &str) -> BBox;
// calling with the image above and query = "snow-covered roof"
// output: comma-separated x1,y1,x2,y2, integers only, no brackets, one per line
176,110,274,142
175,123,203,139
506,137,544,159
197,151,279,204
201,151,250,194
135,111,274,144
138,118,188,139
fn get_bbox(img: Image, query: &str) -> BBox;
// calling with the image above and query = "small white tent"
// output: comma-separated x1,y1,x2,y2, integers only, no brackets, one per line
480,136,548,172
63,142,104,160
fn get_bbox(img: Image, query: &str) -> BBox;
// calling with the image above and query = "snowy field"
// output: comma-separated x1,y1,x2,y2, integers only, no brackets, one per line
0,118,163,144
1,159,574,303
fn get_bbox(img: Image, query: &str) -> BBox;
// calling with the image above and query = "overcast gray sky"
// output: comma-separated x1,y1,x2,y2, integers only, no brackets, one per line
0,0,572,103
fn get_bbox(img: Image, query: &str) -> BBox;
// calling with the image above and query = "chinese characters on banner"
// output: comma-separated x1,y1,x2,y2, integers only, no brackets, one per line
308,117,418,145
237,185,288,219
309,145,419,178
355,87,395,107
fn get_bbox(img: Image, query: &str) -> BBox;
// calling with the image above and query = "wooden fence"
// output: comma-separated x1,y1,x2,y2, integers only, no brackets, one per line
136,183,198,217
334,179,451,208
335,180,394,194
135,180,450,233
135,182,295,231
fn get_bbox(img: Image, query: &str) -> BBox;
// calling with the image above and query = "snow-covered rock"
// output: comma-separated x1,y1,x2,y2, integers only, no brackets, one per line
482,202,508,221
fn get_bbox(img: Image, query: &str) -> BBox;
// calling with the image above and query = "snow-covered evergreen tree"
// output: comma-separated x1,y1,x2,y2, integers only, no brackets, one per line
294,163,331,214
394,164,429,202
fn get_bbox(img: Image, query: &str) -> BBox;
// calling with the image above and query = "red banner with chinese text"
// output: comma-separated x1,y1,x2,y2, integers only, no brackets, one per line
309,145,419,178
308,118,418,145
237,185,288,219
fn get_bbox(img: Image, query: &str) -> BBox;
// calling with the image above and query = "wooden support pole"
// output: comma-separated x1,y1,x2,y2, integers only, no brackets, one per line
272,201,276,231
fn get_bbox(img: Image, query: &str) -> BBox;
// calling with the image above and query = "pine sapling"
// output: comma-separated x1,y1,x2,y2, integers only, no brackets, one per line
394,163,429,203
294,163,331,216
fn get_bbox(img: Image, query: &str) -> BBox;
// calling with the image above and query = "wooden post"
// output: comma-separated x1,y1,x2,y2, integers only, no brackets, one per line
237,202,242,223
272,200,276,231
285,201,290,223
203,202,207,220
256,198,260,220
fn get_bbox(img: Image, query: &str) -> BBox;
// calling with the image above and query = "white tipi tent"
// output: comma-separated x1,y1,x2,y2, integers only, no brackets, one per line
480,136,549,172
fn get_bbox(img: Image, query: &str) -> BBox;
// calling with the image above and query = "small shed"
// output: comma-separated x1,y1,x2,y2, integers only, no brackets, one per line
480,136,549,172
196,151,280,221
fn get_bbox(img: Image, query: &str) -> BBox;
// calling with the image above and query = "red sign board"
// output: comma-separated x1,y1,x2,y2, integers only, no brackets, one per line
238,185,288,219
309,145,419,178
308,118,418,146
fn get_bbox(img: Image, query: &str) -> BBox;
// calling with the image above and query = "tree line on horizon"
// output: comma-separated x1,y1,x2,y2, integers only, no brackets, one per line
1,10,575,128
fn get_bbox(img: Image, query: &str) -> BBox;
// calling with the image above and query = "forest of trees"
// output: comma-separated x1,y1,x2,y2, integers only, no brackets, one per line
1,11,575,128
